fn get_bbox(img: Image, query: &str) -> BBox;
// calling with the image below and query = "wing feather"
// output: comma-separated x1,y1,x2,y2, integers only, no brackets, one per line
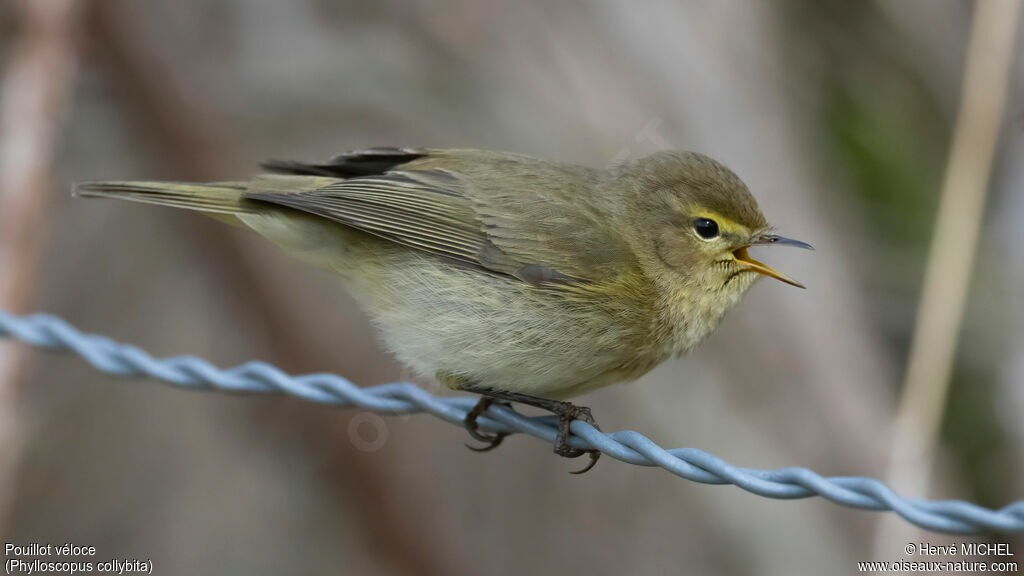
246,151,634,286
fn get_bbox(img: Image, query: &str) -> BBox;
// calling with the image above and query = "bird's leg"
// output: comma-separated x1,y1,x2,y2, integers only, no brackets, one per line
463,397,512,451
467,389,602,474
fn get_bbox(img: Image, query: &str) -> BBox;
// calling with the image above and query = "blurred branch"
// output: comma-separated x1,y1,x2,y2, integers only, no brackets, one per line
84,3,470,575
876,0,1021,547
0,0,81,532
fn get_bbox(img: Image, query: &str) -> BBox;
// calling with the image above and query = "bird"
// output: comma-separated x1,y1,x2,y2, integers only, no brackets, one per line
76,147,811,473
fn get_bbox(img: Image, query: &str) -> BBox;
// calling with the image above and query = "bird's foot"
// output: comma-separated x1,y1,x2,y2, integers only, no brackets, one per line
551,402,601,474
463,388,602,474
463,397,511,452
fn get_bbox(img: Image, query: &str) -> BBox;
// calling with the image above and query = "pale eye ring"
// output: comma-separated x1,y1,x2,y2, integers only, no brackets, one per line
693,218,720,239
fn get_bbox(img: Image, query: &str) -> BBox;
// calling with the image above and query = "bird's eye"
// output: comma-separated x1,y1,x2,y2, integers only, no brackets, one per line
693,218,719,239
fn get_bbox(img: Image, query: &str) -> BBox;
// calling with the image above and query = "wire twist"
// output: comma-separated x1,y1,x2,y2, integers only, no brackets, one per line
1,310,1022,534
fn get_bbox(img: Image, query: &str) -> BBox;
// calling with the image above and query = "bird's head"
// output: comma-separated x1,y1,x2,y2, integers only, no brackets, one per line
619,151,811,307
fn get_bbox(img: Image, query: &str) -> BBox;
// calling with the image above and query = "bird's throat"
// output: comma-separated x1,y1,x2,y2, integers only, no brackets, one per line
653,279,752,357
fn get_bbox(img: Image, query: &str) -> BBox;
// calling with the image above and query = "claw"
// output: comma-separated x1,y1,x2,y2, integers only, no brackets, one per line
463,397,511,452
464,436,507,452
570,451,601,474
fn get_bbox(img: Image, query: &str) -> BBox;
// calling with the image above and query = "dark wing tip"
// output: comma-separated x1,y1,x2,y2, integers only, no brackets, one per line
261,147,429,178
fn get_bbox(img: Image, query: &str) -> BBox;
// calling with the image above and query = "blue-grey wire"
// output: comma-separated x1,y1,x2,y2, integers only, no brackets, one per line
1,310,1022,534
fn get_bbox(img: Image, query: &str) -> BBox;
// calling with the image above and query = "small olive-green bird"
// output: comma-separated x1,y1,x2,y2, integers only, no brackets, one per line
77,147,810,472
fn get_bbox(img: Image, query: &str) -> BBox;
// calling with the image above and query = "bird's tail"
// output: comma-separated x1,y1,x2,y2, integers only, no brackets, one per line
73,181,255,215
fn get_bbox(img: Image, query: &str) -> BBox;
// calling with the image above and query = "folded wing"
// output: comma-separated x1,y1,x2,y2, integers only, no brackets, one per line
248,150,634,286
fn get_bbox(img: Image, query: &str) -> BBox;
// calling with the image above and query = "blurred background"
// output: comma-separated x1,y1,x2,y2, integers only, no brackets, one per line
0,0,1022,574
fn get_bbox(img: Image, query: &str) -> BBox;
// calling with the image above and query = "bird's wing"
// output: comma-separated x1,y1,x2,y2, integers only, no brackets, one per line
247,150,634,286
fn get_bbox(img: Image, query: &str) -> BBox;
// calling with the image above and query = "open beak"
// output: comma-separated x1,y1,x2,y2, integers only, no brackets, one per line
732,234,813,289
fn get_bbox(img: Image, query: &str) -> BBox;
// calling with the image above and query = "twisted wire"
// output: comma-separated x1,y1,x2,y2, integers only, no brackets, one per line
2,310,1022,534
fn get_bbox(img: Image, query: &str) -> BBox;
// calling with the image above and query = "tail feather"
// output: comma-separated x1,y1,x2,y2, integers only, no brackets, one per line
73,181,253,215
